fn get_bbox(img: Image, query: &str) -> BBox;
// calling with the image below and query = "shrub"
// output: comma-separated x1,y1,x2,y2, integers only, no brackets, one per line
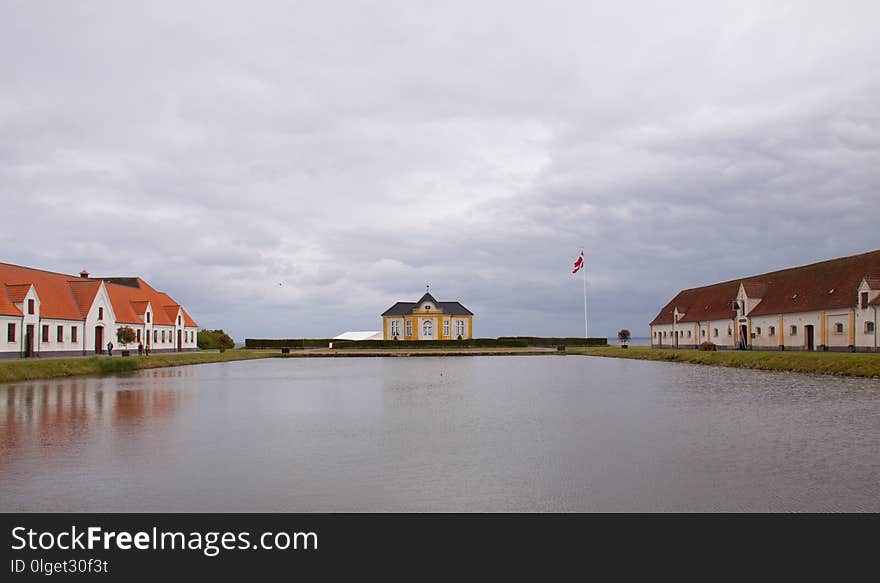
198,329,235,350
497,337,608,347
116,326,136,347
699,341,717,351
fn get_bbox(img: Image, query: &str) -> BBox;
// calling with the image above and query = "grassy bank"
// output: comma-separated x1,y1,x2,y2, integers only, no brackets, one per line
569,346,880,378
0,350,278,384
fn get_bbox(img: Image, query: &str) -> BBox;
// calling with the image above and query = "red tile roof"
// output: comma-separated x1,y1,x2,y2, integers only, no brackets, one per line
0,263,91,320
0,286,22,317
0,262,197,326
651,250,880,325
6,284,32,303
67,280,102,319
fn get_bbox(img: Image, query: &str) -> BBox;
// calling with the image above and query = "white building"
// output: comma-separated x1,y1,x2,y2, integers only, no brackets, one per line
333,331,383,341
650,250,880,352
1,262,198,358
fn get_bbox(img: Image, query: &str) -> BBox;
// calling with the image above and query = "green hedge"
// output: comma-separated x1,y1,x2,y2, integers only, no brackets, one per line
244,338,333,349
497,337,608,346
245,337,607,349
330,338,529,349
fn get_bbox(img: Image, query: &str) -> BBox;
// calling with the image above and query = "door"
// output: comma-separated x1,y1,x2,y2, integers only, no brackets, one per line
177,330,182,352
25,325,34,358
805,325,814,351
740,325,748,349
674,331,679,348
421,319,434,340
95,326,103,354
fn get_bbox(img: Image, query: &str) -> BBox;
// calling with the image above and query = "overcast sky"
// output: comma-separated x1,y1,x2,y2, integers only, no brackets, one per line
2,1,879,340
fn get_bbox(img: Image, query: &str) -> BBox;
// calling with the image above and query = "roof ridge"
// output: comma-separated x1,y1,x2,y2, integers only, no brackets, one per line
0,261,87,280
677,249,880,292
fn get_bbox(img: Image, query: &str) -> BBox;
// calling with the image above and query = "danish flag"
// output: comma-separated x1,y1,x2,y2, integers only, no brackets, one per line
572,250,584,274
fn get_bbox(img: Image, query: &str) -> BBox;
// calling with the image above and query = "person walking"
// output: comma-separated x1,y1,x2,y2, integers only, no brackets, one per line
107,341,113,356
137,342,144,356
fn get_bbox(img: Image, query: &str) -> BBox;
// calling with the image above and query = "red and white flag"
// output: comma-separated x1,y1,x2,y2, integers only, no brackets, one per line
572,250,584,274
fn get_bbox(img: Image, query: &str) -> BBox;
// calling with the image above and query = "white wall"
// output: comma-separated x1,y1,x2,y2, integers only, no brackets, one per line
35,318,87,353
83,283,117,355
1,316,21,355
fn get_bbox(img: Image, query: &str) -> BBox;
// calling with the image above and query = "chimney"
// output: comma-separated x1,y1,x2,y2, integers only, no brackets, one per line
80,270,89,279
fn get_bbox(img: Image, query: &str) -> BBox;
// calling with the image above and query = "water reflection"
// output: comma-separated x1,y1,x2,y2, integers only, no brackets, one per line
0,357,877,512
1,376,185,464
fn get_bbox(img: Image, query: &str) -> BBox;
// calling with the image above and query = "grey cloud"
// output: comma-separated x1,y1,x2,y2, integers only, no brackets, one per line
1,1,878,340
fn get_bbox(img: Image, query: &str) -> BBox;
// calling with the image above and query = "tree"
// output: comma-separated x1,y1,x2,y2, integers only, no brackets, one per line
116,326,136,348
197,329,235,350
617,329,631,345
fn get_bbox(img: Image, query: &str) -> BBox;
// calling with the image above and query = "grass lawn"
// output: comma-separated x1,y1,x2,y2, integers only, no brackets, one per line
569,345,880,378
0,349,278,384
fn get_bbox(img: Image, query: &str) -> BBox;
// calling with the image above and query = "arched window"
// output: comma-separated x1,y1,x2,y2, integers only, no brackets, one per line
422,320,433,337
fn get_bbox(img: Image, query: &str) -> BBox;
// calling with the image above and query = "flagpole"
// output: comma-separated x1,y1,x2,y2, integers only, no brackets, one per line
582,249,588,338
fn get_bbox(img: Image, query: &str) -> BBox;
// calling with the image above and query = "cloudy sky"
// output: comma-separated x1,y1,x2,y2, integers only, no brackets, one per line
2,1,878,340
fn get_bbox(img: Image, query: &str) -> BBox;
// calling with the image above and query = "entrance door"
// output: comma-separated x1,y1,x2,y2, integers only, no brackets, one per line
805,325,814,351
25,325,34,358
740,325,748,349
177,330,182,352
95,326,104,354
674,331,679,348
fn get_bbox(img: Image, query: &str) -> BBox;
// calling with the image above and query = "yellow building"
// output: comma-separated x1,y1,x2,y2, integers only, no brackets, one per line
381,292,474,340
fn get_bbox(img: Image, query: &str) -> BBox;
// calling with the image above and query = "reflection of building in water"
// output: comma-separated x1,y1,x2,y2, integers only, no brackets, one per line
0,261,199,358
0,381,183,456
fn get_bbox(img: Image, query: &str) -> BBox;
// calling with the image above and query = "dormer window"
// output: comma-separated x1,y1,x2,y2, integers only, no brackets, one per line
28,299,34,315
98,307,103,320
861,292,869,309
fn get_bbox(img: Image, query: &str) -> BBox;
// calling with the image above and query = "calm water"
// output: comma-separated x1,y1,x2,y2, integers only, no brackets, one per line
1,356,878,512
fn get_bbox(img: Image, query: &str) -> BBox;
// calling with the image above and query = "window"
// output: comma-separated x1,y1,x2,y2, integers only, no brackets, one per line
835,322,844,334
662,331,666,337
790,325,798,336
713,328,718,337
769,326,775,336
727,328,731,336
162,330,166,343
28,299,35,314
443,320,449,337
391,321,400,336
57,325,63,342
146,312,151,323
7,323,15,342
687,330,692,338
455,320,465,337
405,320,412,337
756,327,761,336
862,292,869,309
136,329,141,343
701,329,705,337
867,322,875,333
42,325,49,342
178,316,181,326
422,320,433,337
71,326,77,343
153,330,158,344
98,307,103,320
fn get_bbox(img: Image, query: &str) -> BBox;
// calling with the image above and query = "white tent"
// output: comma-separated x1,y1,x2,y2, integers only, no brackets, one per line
333,331,383,341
